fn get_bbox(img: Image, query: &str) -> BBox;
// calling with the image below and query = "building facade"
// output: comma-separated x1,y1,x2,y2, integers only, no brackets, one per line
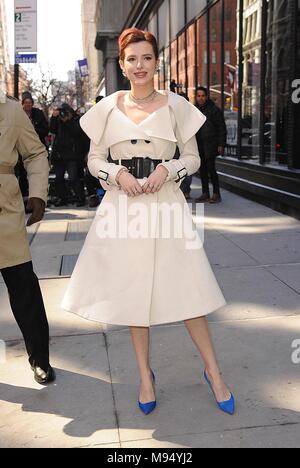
121,0,300,218
81,0,103,103
0,0,10,90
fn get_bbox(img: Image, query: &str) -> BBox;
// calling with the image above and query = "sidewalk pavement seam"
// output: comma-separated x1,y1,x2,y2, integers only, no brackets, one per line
102,315,300,336
103,331,122,446
263,267,300,296
32,260,300,282
2,314,299,345
116,422,300,445
212,228,261,266
215,262,300,270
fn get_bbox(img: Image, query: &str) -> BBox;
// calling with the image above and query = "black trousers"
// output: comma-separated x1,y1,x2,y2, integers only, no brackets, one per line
200,157,221,196
0,262,50,370
54,160,85,202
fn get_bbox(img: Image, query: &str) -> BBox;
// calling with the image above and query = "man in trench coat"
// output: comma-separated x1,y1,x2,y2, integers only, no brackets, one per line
0,90,55,385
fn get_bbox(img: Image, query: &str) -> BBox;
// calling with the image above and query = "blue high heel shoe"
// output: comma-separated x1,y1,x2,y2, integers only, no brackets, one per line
138,371,156,415
204,371,235,415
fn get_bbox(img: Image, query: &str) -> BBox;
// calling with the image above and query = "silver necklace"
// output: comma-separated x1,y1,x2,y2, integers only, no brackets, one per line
129,89,158,104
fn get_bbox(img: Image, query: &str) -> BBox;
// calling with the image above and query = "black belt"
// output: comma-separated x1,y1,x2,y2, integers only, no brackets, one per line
116,157,165,179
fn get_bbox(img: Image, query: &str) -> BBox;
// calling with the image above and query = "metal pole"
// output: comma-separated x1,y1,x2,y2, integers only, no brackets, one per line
14,63,19,100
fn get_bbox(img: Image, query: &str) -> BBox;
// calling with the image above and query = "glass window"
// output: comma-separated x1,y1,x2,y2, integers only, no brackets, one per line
158,50,165,90
263,0,290,166
187,23,196,102
170,0,185,40
295,0,300,168
187,23,196,103
197,14,208,87
224,0,239,158
158,0,169,49
170,39,178,92
178,32,187,93
241,0,262,162
209,1,222,108
187,0,207,23
148,14,157,38
164,46,170,91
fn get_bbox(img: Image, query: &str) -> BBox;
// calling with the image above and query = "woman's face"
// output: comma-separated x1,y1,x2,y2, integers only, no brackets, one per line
120,41,159,86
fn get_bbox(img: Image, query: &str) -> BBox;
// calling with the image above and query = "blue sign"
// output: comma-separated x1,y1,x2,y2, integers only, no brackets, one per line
15,54,37,64
78,59,89,77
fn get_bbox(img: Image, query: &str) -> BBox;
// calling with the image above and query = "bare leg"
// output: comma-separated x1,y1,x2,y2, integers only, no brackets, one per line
130,327,155,404
184,316,232,402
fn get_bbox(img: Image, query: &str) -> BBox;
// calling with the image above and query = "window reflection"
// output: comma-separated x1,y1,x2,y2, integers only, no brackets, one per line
178,32,186,93
241,0,261,161
224,0,239,157
187,23,196,102
264,0,290,166
197,15,207,87
209,1,222,108
144,0,299,169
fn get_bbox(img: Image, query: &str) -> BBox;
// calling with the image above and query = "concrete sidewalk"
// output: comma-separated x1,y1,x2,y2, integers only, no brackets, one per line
0,180,300,448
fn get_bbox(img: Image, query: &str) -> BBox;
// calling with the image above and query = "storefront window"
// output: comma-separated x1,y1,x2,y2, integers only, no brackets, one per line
164,46,170,91
187,23,196,102
264,0,290,166
241,1,261,161
295,0,300,168
148,13,157,38
209,1,222,108
158,50,165,90
187,0,207,23
224,0,239,158
197,15,208,87
170,39,178,91
178,32,187,93
170,0,185,40
158,0,169,50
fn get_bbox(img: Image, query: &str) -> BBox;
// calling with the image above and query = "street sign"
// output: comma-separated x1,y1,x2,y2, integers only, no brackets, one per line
15,53,37,64
14,0,37,56
78,59,89,78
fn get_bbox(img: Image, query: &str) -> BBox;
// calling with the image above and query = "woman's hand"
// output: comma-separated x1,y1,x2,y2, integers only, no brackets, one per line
118,171,144,197
142,166,169,194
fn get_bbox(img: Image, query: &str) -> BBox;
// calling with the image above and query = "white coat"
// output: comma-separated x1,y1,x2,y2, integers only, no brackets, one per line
61,91,226,326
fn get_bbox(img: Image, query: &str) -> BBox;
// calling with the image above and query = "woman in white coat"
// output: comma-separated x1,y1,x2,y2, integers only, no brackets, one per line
61,28,235,415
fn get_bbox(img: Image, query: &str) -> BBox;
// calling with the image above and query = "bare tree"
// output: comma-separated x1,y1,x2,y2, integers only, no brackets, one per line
27,66,78,117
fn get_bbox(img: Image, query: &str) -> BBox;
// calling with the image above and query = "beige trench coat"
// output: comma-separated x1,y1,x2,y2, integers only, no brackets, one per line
61,91,227,326
0,96,49,269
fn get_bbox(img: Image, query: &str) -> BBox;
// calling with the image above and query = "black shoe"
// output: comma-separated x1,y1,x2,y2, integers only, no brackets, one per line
209,194,222,204
54,199,67,208
31,366,56,385
88,195,100,208
195,193,210,203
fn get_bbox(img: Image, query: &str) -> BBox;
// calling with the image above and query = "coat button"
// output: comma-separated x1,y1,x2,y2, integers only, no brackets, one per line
131,140,138,145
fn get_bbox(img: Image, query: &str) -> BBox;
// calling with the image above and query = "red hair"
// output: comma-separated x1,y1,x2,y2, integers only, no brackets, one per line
119,28,159,61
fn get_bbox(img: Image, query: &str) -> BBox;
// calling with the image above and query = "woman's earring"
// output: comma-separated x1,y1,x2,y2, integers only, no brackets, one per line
122,71,127,79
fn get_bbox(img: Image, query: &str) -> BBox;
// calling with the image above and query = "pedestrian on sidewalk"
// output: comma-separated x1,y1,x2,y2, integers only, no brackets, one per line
61,29,235,416
0,87,55,385
50,103,86,207
15,92,49,210
195,87,227,204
